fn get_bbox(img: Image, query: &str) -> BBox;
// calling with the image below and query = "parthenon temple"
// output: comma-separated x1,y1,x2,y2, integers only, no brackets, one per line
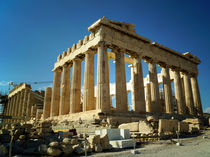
43,17,203,123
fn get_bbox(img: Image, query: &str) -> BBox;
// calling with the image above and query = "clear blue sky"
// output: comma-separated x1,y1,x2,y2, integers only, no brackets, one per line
0,0,210,112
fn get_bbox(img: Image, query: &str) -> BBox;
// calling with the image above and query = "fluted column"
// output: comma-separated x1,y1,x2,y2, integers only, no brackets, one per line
22,88,30,117
8,97,14,122
114,49,128,112
183,72,195,115
173,70,186,114
83,51,95,111
145,83,152,112
96,42,110,112
59,64,71,115
70,58,81,113
14,92,21,118
162,66,173,114
191,74,203,116
148,60,161,113
132,56,146,113
50,68,62,117
43,87,52,119
26,92,34,119
17,90,25,120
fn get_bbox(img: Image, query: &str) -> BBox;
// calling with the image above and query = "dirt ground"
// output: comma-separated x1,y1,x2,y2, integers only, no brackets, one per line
90,127,210,157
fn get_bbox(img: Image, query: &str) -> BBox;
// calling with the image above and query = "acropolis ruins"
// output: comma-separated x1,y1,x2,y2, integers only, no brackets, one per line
40,17,203,123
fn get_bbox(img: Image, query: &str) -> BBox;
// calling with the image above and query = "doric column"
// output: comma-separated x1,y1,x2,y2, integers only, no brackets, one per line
6,98,11,116
114,49,128,112
96,41,110,112
173,70,186,114
132,56,146,113
191,74,203,116
50,68,62,117
70,58,81,113
14,92,21,118
43,87,52,119
26,92,34,119
17,90,25,120
183,72,195,115
145,83,151,113
161,65,173,114
59,64,71,115
83,51,95,111
148,60,161,113
8,97,14,122
22,88,30,117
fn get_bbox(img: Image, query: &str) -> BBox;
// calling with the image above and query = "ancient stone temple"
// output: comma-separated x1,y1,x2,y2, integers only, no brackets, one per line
4,83,44,122
44,17,202,124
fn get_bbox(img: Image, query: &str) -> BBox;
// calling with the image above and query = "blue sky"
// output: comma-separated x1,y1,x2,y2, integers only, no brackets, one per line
0,0,210,112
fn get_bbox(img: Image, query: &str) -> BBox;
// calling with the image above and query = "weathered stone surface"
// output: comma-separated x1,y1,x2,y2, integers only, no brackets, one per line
62,137,71,145
139,120,154,134
109,139,134,148
73,144,84,154
183,118,202,124
147,115,159,122
47,147,61,156
158,119,178,133
118,122,139,132
178,122,189,133
94,144,103,152
88,135,100,145
49,141,59,147
100,134,112,150
71,138,79,145
61,144,73,155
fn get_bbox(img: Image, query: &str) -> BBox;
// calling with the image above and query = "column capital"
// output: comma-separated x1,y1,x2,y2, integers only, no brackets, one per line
144,57,157,64
97,41,106,47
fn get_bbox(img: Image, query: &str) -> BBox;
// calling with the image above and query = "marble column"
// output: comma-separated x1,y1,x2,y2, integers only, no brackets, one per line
183,72,195,115
145,83,151,112
14,92,21,118
26,92,34,119
173,70,186,114
17,90,25,120
162,66,173,114
43,87,52,119
83,51,95,111
96,41,110,112
22,88,30,118
191,75,203,116
148,60,161,113
132,56,146,113
114,49,128,112
70,58,81,113
59,64,71,115
8,97,14,122
50,68,61,117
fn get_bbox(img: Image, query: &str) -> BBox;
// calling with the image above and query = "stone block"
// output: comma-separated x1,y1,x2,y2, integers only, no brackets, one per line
158,119,178,133
182,118,202,124
118,122,139,132
96,129,121,140
88,135,100,145
120,129,130,139
109,139,134,148
96,129,130,140
139,120,154,134
178,122,189,133
100,134,111,150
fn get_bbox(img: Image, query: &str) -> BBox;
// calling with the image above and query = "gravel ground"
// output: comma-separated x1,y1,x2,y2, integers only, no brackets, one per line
89,128,210,157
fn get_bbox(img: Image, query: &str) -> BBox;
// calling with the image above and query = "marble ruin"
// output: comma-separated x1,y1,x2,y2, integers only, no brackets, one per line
3,83,44,122
42,17,203,124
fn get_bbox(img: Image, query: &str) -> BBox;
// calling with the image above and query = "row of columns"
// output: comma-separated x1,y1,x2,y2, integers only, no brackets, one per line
45,41,202,119
5,87,32,122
